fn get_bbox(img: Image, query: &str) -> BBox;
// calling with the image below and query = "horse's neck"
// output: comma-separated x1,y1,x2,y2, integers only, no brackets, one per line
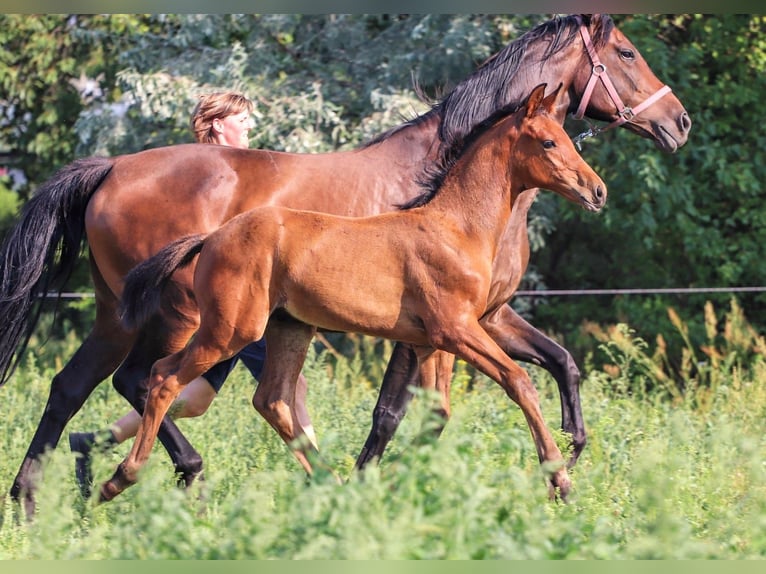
484,189,539,306
361,113,443,167
520,46,580,123
438,36,581,144
427,139,516,243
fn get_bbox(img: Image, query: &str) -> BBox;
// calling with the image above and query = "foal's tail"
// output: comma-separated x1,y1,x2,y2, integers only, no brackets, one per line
0,156,114,386
120,234,207,332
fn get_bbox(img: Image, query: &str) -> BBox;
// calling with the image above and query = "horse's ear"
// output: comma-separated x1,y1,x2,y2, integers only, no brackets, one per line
525,83,548,118
540,82,563,115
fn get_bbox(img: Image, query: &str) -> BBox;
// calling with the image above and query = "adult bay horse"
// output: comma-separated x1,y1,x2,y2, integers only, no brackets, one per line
0,14,690,513
101,84,607,502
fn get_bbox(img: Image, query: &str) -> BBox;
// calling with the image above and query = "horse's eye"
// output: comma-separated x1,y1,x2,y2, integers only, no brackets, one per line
620,49,635,60
542,140,556,149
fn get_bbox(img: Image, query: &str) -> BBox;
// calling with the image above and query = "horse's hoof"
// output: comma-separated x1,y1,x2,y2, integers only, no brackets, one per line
98,463,137,503
567,436,586,469
553,470,572,502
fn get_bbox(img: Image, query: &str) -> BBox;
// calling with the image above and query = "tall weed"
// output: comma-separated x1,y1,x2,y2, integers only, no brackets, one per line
0,320,764,558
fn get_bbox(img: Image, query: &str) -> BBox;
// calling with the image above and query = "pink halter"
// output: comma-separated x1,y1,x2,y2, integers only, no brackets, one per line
572,16,672,147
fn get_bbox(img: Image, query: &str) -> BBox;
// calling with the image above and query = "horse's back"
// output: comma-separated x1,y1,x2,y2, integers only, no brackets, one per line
84,145,292,293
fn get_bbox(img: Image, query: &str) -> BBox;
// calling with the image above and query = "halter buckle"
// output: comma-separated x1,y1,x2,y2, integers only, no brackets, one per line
572,124,601,151
619,107,635,121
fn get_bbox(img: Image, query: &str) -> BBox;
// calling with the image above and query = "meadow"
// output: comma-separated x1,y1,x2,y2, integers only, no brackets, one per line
0,304,764,559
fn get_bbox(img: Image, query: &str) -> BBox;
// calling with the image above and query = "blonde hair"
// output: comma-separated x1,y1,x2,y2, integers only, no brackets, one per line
190,92,255,143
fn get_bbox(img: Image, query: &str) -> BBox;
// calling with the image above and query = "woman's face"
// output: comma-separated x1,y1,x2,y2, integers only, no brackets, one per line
214,110,255,149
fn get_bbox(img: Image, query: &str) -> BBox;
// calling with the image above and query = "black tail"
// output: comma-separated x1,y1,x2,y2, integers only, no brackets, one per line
120,234,206,332
0,156,114,386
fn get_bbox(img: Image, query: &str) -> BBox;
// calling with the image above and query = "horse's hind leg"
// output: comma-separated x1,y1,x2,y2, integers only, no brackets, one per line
100,350,193,501
113,327,204,488
10,292,133,517
252,318,318,473
482,304,585,466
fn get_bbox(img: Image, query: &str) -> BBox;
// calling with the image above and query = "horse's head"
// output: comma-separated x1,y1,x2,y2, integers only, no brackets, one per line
514,84,607,212
571,14,691,153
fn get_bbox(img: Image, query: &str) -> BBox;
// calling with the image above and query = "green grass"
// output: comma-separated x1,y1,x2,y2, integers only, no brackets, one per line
1,335,765,559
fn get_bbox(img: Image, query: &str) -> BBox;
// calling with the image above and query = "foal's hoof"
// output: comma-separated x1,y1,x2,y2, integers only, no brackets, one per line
543,461,572,502
553,472,572,502
98,463,137,503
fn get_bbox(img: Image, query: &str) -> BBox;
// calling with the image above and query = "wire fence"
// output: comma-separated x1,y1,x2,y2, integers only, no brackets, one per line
42,286,766,300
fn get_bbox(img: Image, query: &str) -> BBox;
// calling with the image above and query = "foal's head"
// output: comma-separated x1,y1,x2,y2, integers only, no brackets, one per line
512,83,607,212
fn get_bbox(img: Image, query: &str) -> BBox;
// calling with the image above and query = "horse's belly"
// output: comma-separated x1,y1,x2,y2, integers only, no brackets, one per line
283,291,428,346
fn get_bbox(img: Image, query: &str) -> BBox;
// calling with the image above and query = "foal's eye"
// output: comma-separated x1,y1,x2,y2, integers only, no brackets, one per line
542,140,556,150
619,49,635,60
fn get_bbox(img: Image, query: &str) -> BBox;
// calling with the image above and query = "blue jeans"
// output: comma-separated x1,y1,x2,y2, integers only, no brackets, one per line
202,338,267,392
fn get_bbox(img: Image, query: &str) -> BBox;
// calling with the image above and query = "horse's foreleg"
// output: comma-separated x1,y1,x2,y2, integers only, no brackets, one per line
355,343,417,469
355,343,455,470
252,319,317,473
10,305,133,517
435,317,571,500
483,304,585,467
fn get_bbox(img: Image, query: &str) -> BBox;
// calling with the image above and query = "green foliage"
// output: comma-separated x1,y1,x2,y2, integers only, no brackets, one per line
584,298,765,411
0,177,19,237
1,317,765,558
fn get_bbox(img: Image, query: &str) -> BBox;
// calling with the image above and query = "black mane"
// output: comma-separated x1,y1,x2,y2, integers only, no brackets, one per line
398,101,523,210
392,14,615,210
365,14,614,153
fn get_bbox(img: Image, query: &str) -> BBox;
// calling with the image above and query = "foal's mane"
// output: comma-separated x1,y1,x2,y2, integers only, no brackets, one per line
364,14,614,153
398,102,522,210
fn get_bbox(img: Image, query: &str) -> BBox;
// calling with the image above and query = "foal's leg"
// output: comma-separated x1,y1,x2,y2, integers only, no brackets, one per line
412,347,454,439
99,350,195,501
252,320,318,473
100,312,226,502
434,318,571,500
482,304,585,466
10,281,133,517
112,318,206,487
111,274,211,486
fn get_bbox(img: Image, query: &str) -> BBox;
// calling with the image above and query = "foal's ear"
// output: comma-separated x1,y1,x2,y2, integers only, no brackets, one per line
525,83,562,118
540,83,563,115
524,83,548,118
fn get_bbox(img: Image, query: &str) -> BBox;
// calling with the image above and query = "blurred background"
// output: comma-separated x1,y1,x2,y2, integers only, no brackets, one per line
1,14,764,383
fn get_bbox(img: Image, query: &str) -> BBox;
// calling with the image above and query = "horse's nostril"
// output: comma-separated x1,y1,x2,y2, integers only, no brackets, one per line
595,185,604,201
680,111,692,132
